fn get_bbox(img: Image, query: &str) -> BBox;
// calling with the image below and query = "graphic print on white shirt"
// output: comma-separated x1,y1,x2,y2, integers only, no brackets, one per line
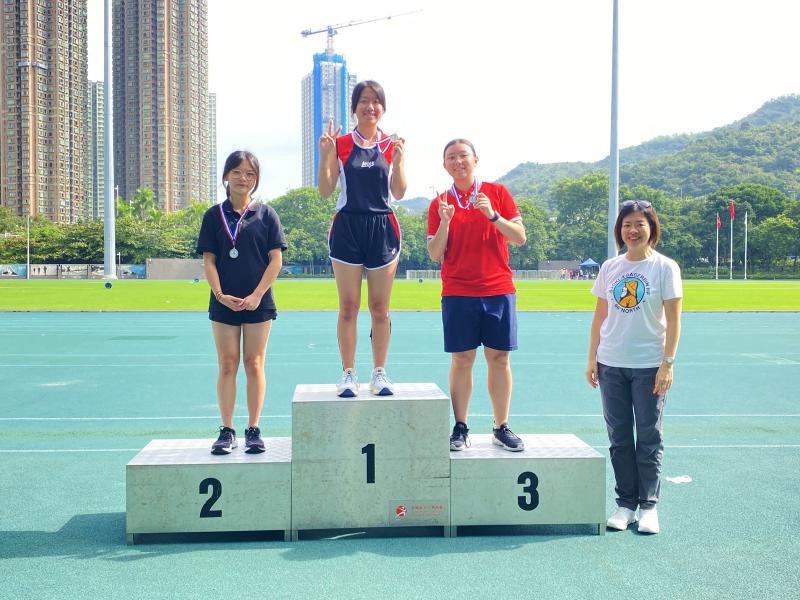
610,271,650,313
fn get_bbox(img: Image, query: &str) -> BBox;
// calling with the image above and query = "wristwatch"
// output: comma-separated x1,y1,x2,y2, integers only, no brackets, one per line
488,212,500,222
663,356,675,365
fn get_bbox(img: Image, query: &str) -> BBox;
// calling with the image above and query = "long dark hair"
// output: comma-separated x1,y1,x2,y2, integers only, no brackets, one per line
222,150,260,198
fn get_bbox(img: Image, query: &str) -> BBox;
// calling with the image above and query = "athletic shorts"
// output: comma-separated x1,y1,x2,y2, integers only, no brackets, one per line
441,294,518,353
209,308,277,327
328,211,401,270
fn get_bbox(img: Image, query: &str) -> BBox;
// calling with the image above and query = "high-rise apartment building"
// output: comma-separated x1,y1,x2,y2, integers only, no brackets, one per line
208,92,217,202
0,0,88,223
301,51,357,187
113,0,209,212
85,81,105,220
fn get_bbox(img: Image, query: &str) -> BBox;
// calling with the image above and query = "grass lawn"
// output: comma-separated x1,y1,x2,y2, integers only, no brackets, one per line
1,278,798,311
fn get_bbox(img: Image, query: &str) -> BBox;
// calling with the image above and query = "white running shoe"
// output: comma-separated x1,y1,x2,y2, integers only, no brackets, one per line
638,507,660,534
369,367,395,396
606,506,637,530
337,368,359,397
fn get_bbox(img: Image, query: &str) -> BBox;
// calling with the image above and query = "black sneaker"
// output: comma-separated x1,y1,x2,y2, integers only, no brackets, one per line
244,426,265,454
450,421,470,451
492,423,525,452
211,426,237,455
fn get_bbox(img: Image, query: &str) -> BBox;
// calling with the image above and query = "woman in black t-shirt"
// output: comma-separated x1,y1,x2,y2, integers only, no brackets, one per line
196,150,287,455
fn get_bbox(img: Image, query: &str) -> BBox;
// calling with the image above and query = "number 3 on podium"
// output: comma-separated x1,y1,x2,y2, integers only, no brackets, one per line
517,471,540,511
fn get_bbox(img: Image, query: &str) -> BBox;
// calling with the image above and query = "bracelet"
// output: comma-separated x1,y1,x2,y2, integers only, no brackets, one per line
214,290,223,301
488,212,500,223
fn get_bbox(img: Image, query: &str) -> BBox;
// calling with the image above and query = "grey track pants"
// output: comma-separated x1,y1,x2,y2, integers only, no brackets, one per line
597,363,665,511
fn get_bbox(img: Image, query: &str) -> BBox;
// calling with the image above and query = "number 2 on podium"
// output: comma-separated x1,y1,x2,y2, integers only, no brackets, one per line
361,443,375,484
199,477,222,518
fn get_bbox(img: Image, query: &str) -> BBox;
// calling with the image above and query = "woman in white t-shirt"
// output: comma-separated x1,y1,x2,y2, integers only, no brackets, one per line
585,200,682,534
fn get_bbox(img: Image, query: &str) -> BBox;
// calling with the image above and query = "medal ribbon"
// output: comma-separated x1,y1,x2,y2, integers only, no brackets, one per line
353,128,393,154
449,178,481,210
219,201,254,250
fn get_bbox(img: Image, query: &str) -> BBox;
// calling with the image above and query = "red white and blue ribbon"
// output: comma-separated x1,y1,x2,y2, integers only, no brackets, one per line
353,128,393,154
449,178,481,210
219,201,254,254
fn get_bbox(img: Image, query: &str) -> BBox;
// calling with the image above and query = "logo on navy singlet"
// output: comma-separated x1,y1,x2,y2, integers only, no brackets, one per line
360,160,375,168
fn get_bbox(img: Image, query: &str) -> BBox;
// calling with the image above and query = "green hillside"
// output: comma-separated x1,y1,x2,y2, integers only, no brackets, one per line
501,95,800,206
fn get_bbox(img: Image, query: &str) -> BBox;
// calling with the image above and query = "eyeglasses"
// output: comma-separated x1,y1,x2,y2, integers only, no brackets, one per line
229,169,257,181
622,200,652,209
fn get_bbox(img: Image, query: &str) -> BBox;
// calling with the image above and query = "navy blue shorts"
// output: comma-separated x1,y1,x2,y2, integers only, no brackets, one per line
329,212,401,270
442,294,518,353
209,308,277,327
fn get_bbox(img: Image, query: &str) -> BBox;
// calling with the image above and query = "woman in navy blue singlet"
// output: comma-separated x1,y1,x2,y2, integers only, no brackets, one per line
196,151,287,455
317,80,407,397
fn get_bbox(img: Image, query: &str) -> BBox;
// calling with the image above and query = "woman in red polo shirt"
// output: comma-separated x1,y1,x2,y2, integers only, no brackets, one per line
427,139,527,452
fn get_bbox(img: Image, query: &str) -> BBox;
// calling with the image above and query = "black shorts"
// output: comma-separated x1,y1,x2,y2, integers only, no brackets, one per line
328,212,401,270
209,308,277,326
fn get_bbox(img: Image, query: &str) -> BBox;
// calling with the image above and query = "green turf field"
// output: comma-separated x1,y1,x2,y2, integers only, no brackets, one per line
1,278,799,311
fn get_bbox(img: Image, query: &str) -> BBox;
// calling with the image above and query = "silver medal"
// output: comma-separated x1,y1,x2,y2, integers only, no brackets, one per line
229,248,239,259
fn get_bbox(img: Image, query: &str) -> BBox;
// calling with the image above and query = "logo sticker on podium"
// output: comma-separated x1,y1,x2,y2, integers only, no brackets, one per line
389,501,446,525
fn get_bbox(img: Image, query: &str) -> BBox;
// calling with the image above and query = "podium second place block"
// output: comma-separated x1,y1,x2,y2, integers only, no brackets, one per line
291,383,451,533
126,438,292,543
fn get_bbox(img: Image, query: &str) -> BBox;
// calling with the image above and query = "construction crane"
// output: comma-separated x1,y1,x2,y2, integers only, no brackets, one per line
301,10,420,55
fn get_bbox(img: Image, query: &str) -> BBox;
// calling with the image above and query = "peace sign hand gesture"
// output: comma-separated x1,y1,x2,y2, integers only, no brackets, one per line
319,119,341,157
437,193,455,225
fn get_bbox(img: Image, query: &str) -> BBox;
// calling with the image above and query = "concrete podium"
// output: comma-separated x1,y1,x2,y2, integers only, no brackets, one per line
126,438,292,544
450,434,606,535
290,383,451,538
125,383,607,542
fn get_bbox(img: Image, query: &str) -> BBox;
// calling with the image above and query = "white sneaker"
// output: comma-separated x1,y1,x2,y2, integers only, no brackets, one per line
337,368,359,397
638,507,660,534
606,506,637,530
369,367,395,396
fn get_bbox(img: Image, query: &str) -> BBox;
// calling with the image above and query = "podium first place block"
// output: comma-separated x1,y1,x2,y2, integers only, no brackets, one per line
126,438,292,544
450,434,606,535
291,383,451,535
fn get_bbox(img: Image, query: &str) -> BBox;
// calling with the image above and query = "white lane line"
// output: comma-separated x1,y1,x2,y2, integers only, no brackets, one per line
0,416,291,421
0,448,141,453
3,362,800,368
593,445,800,450
3,444,799,454
1,414,799,421
470,414,800,418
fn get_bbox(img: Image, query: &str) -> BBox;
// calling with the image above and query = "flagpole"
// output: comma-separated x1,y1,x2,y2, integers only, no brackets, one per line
729,204,734,280
607,0,620,260
715,214,719,280
744,211,748,280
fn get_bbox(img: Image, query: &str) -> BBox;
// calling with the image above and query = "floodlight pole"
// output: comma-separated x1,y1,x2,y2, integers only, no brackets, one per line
26,214,30,280
607,0,620,260
103,0,117,279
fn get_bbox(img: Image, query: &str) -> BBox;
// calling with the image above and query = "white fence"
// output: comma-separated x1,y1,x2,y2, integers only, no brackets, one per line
406,270,563,281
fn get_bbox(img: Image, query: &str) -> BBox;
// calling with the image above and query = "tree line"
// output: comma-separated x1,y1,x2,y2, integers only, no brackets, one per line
1,178,797,277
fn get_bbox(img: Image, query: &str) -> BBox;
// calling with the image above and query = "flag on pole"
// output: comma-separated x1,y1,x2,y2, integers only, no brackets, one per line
729,200,735,221
716,212,721,230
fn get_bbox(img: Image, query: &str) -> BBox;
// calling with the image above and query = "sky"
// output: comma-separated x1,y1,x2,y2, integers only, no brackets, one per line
87,0,800,203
